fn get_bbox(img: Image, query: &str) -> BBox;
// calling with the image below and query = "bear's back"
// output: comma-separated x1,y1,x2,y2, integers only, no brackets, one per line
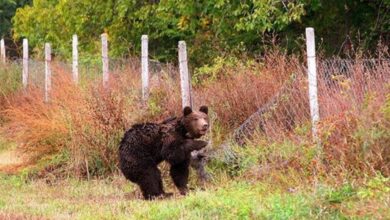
119,123,163,163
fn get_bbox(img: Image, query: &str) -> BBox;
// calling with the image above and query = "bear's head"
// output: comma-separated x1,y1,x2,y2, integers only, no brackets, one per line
182,106,209,138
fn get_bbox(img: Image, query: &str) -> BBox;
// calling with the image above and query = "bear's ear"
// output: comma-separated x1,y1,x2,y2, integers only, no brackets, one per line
183,106,193,116
199,106,208,114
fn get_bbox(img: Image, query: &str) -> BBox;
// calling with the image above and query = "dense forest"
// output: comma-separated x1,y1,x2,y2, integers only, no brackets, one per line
1,0,389,65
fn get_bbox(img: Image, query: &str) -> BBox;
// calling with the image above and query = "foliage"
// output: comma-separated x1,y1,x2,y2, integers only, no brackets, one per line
192,56,240,84
10,0,390,65
12,0,306,63
0,0,30,38
317,89,390,177
297,0,390,55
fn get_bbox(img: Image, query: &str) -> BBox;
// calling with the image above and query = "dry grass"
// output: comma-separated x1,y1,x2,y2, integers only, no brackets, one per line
1,63,140,176
0,52,389,181
194,51,298,130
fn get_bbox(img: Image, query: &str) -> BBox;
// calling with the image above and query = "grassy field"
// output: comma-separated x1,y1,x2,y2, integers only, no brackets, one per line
0,139,389,219
0,171,389,219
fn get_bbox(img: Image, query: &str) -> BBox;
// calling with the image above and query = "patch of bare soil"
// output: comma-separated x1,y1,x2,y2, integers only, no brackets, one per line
0,149,28,174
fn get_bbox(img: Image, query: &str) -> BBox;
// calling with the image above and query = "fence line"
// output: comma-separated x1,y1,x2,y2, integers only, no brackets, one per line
232,59,390,145
1,29,389,147
0,34,193,109
232,74,301,145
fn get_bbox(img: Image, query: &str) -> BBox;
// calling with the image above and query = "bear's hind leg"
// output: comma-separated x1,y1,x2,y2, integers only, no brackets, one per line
170,160,190,195
138,167,166,200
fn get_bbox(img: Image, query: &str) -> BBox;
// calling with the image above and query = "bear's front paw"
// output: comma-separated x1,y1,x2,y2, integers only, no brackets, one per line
191,140,208,151
178,187,189,195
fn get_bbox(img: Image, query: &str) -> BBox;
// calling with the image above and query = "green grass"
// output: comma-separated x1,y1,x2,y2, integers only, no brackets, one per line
0,173,388,220
1,136,388,219
0,62,22,96
0,137,17,154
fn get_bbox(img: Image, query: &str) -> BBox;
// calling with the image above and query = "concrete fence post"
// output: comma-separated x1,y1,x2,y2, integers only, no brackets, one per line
0,39,5,63
305,27,320,141
45,43,52,103
23,39,29,88
141,35,149,101
72,34,79,84
178,41,192,108
101,33,109,88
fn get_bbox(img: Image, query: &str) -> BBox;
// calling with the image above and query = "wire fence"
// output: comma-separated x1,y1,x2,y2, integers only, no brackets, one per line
3,57,176,88
232,58,390,144
1,55,390,146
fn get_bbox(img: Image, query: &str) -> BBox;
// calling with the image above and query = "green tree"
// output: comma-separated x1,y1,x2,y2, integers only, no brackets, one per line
10,0,390,63
0,0,31,38
12,0,306,63
290,0,390,56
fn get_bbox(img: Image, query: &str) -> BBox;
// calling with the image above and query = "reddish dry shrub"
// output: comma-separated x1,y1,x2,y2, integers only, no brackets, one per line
225,55,390,182
312,58,390,177
2,70,75,156
1,63,143,176
194,52,301,131
1,52,389,179
235,56,390,143
143,73,182,121
318,59,390,118
318,91,390,177
2,53,305,176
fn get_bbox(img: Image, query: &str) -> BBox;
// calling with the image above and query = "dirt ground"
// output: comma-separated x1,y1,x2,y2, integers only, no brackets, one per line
0,149,26,174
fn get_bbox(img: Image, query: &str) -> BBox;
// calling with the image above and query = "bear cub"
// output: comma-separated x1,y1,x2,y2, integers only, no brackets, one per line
119,106,209,200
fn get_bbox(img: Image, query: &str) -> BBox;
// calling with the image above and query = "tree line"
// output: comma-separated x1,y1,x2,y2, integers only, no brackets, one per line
1,0,389,65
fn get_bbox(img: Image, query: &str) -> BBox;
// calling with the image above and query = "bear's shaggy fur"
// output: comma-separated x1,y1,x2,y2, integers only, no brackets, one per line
119,106,209,200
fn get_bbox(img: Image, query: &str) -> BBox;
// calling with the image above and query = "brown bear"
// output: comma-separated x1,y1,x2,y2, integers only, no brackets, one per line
119,106,209,200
